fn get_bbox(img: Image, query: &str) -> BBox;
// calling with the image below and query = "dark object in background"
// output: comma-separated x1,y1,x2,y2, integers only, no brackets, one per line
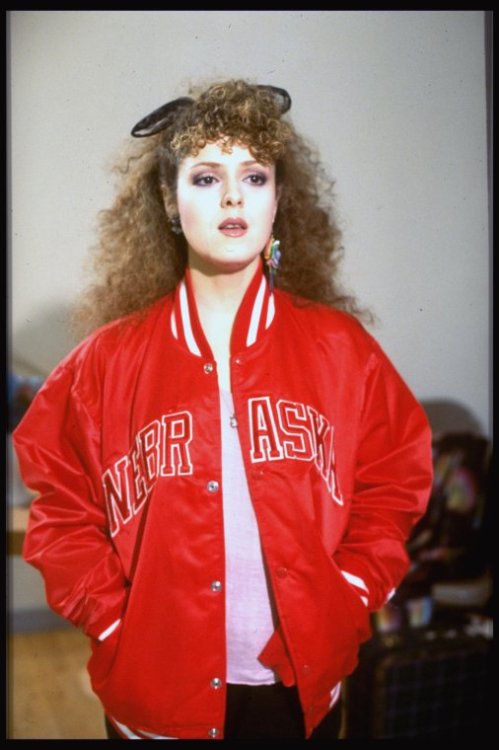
345,622,492,739
8,373,44,432
399,432,492,601
344,432,493,738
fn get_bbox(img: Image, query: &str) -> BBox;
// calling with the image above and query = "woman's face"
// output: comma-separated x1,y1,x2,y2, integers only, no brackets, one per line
175,141,278,276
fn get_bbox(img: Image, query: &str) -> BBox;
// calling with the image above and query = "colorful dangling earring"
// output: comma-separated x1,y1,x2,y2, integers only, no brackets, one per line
263,236,281,293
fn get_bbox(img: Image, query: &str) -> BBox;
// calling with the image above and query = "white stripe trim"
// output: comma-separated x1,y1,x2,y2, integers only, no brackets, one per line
139,730,178,740
265,292,275,329
170,310,178,340
341,570,369,594
111,718,142,739
246,277,266,347
341,570,369,606
386,588,396,602
110,716,177,740
179,282,201,356
329,681,342,709
97,618,121,642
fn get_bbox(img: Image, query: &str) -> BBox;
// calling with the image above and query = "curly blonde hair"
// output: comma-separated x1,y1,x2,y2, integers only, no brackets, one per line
72,79,365,339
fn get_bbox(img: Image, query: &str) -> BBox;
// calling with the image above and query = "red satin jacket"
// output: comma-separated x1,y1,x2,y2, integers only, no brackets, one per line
14,265,433,739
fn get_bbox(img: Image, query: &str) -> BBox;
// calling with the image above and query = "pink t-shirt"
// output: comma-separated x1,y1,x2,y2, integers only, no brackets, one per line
220,389,278,686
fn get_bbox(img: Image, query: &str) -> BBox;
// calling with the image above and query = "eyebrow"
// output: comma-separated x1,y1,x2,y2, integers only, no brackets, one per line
188,160,267,170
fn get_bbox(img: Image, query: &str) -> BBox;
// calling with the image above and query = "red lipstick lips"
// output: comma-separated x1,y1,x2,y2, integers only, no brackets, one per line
218,217,248,237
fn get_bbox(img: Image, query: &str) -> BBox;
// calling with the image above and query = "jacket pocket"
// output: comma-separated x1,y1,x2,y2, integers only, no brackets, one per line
87,620,123,691
331,559,372,668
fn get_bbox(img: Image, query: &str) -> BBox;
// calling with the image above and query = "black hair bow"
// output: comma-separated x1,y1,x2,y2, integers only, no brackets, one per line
131,85,291,138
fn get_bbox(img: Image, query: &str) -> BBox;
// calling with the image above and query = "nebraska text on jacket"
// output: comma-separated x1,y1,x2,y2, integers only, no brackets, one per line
102,398,343,537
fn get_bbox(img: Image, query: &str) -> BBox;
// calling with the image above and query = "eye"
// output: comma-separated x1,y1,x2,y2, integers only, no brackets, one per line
192,174,218,187
245,172,268,186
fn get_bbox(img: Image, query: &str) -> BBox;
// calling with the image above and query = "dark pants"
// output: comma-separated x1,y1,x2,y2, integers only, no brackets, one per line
105,683,342,740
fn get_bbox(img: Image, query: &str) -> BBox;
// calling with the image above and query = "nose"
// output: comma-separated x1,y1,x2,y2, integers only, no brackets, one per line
221,178,243,207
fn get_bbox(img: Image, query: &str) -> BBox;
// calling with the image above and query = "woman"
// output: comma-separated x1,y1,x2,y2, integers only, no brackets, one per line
13,80,433,740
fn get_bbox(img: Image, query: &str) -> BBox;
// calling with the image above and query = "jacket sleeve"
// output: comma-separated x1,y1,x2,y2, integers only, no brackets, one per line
334,347,433,612
13,360,128,641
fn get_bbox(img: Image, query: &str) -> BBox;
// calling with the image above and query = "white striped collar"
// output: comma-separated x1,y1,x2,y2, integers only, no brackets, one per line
170,264,275,358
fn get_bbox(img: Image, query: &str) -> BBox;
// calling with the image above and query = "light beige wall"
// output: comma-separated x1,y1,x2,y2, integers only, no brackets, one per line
9,9,490,436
